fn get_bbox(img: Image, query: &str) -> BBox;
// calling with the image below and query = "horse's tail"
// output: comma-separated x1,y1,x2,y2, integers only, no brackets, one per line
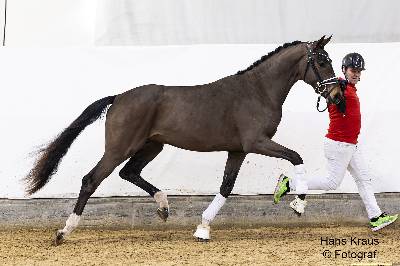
25,95,116,195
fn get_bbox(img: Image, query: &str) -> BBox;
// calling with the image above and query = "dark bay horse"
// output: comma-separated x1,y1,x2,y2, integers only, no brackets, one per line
25,36,341,244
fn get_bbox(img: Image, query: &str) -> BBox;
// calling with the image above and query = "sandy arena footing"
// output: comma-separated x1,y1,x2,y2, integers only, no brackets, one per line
1,226,400,265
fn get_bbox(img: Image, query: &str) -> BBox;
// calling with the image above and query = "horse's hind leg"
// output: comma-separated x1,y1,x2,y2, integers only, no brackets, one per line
194,152,246,241
119,140,169,221
54,153,126,246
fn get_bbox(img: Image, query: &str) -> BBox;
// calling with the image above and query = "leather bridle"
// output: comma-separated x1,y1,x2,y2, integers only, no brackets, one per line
303,43,340,112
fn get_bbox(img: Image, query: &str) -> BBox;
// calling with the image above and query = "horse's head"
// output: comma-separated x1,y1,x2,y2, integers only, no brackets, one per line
301,36,343,108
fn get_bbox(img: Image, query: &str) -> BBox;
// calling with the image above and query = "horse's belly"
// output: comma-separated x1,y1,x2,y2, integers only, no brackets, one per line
149,130,242,152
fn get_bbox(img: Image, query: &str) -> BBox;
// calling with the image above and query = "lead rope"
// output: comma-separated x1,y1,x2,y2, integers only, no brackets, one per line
316,95,328,112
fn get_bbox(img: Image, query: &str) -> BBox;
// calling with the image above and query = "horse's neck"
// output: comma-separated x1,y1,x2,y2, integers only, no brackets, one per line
245,46,305,107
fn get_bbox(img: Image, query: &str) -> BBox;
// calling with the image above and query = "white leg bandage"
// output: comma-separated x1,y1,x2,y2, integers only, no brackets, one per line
202,193,226,224
61,213,81,236
154,191,169,208
289,164,308,194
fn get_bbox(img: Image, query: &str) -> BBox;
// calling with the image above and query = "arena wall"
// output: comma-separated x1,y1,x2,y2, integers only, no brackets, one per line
1,43,399,199
1,1,399,200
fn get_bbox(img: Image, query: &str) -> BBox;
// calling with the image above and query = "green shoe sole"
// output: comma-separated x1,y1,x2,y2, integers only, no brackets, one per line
273,174,289,204
370,214,398,232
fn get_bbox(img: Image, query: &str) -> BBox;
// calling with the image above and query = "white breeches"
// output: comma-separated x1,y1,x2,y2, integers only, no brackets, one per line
291,138,381,219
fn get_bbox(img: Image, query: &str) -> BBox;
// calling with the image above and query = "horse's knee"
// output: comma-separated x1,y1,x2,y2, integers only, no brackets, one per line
290,151,303,166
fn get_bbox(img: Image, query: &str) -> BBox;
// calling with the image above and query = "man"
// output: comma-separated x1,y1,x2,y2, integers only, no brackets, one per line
273,53,398,231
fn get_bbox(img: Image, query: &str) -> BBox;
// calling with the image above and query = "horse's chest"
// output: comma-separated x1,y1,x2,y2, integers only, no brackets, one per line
257,112,282,136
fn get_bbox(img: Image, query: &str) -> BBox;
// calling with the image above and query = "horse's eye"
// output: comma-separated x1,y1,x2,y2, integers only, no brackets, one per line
317,53,331,67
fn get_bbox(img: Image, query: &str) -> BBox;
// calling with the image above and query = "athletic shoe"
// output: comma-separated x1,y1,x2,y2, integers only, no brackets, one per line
290,196,307,215
370,213,398,231
274,174,290,204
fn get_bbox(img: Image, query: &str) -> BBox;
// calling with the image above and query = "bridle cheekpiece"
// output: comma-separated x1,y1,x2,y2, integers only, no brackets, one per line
304,43,340,112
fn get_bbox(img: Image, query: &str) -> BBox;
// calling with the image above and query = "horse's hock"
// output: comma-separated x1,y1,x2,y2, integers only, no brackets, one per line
1,194,399,228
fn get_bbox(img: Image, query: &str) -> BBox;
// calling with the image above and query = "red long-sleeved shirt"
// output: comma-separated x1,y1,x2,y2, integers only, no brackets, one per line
325,81,361,144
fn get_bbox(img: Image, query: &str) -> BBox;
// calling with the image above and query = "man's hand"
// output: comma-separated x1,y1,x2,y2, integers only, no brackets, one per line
339,79,347,91
336,95,346,113
336,79,347,113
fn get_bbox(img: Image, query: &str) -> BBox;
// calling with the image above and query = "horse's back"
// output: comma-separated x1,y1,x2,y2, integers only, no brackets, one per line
106,83,243,152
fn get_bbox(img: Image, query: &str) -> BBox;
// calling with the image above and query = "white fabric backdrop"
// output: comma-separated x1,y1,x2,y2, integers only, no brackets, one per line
3,0,400,46
3,0,96,47
1,43,399,198
95,0,400,45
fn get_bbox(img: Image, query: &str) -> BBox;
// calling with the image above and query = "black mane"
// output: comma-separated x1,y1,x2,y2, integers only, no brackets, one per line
236,40,303,75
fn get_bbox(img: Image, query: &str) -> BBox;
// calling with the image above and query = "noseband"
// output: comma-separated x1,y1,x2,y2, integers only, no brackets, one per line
303,43,339,112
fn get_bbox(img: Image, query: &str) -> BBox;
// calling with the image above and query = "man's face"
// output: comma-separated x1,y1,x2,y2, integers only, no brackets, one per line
343,67,362,84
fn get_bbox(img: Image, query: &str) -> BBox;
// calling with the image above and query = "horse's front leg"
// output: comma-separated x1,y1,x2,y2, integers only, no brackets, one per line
244,137,308,214
194,152,245,241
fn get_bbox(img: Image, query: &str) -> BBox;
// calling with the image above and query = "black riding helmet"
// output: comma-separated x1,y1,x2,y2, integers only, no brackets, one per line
342,53,365,70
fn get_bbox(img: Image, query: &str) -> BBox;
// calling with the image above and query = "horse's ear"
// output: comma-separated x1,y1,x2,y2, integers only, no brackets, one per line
314,35,326,49
322,35,332,47
314,35,332,49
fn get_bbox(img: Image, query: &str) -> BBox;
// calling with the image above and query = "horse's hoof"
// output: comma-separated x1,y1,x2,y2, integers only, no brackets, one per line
54,230,65,246
196,237,209,243
157,207,169,222
294,210,302,217
193,224,210,241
